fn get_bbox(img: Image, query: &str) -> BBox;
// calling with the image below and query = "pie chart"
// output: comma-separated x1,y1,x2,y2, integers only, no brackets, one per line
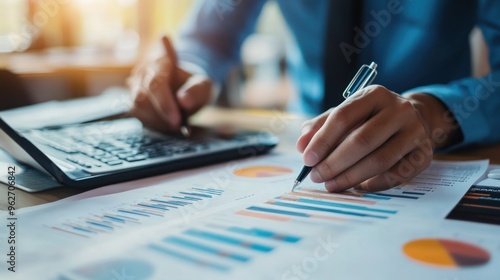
233,166,293,178
403,238,490,268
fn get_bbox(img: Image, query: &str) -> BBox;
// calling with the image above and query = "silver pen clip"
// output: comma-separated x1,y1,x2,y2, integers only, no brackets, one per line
342,62,378,99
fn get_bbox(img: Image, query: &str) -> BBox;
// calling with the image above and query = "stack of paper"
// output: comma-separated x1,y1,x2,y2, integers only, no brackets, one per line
1,154,498,280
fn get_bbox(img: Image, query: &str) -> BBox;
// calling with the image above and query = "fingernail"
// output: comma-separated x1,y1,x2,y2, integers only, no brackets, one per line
177,89,187,99
301,123,313,135
304,151,320,166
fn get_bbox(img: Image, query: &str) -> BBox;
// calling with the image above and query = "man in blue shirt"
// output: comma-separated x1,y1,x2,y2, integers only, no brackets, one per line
128,0,500,192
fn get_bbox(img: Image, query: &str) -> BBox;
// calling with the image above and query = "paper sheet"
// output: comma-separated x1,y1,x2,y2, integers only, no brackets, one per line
0,155,494,279
0,87,130,130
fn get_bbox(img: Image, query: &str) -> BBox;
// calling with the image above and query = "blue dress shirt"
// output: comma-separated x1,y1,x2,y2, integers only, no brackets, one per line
176,0,500,149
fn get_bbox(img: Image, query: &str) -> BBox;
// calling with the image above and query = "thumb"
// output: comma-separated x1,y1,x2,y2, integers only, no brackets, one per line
176,75,213,115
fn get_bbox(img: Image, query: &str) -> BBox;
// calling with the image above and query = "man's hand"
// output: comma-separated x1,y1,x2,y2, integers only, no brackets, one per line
296,85,461,192
127,36,213,132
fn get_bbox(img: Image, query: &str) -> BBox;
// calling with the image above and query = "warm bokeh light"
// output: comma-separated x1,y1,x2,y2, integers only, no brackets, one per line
0,0,30,53
0,0,194,53
0,0,291,110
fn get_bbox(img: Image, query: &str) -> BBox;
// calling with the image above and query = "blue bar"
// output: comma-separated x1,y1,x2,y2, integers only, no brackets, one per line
173,196,201,201
86,221,114,230
402,191,426,195
367,193,419,200
152,203,177,209
132,209,164,217
270,201,388,219
192,188,223,195
162,200,189,206
281,197,397,214
361,194,391,200
138,203,171,211
247,206,310,218
95,219,113,224
207,188,224,192
164,236,250,262
180,192,212,198
115,214,139,221
71,226,94,234
118,209,149,217
152,199,188,206
103,215,126,223
227,227,301,243
168,200,190,206
148,244,229,272
184,229,273,252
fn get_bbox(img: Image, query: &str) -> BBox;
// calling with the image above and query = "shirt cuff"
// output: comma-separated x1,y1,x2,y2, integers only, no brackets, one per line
403,84,490,152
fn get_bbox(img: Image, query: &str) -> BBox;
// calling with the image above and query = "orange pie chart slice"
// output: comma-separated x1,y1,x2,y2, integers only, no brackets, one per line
403,238,490,268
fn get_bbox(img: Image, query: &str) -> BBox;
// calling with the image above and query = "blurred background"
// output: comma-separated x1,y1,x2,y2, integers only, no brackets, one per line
0,0,489,112
0,0,294,111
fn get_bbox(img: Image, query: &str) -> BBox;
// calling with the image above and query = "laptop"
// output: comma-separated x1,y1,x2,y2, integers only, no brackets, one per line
0,116,278,188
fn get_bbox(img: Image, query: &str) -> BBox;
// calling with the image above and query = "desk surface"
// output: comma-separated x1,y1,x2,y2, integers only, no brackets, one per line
3,49,136,76
1,107,499,211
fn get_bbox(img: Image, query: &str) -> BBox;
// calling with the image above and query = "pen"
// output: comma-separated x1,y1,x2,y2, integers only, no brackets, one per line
291,62,378,191
163,36,191,138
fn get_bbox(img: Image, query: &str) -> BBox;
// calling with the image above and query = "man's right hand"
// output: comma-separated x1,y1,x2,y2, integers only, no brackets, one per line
127,36,213,132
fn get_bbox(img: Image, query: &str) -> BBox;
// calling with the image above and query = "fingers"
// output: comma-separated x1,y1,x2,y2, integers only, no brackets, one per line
299,85,434,193
302,86,382,167
129,94,175,132
357,142,433,192
132,55,181,129
127,35,202,132
322,127,426,192
162,36,178,70
130,72,212,132
177,75,213,115
146,67,182,128
310,108,406,184
296,109,332,153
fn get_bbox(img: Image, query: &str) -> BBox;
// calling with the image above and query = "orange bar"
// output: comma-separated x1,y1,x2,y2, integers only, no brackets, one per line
467,192,490,197
290,190,375,205
51,226,89,238
461,203,500,211
463,195,481,200
236,210,291,222
310,214,349,222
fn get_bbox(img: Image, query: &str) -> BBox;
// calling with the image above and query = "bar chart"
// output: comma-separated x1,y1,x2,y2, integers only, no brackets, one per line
233,187,400,226
146,221,302,273
50,160,492,280
50,187,226,238
141,185,403,273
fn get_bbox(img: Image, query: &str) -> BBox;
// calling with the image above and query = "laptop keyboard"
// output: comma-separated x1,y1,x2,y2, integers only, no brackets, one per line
63,133,209,168
28,118,230,173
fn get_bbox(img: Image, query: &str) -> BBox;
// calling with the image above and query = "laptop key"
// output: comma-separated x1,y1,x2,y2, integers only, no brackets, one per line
125,155,147,162
101,156,120,163
117,152,136,159
106,160,123,166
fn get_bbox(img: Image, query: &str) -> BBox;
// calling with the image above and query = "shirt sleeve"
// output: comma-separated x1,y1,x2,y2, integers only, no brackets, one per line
175,0,267,84
404,0,500,150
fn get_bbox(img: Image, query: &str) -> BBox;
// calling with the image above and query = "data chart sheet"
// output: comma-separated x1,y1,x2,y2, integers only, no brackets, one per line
2,154,496,280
